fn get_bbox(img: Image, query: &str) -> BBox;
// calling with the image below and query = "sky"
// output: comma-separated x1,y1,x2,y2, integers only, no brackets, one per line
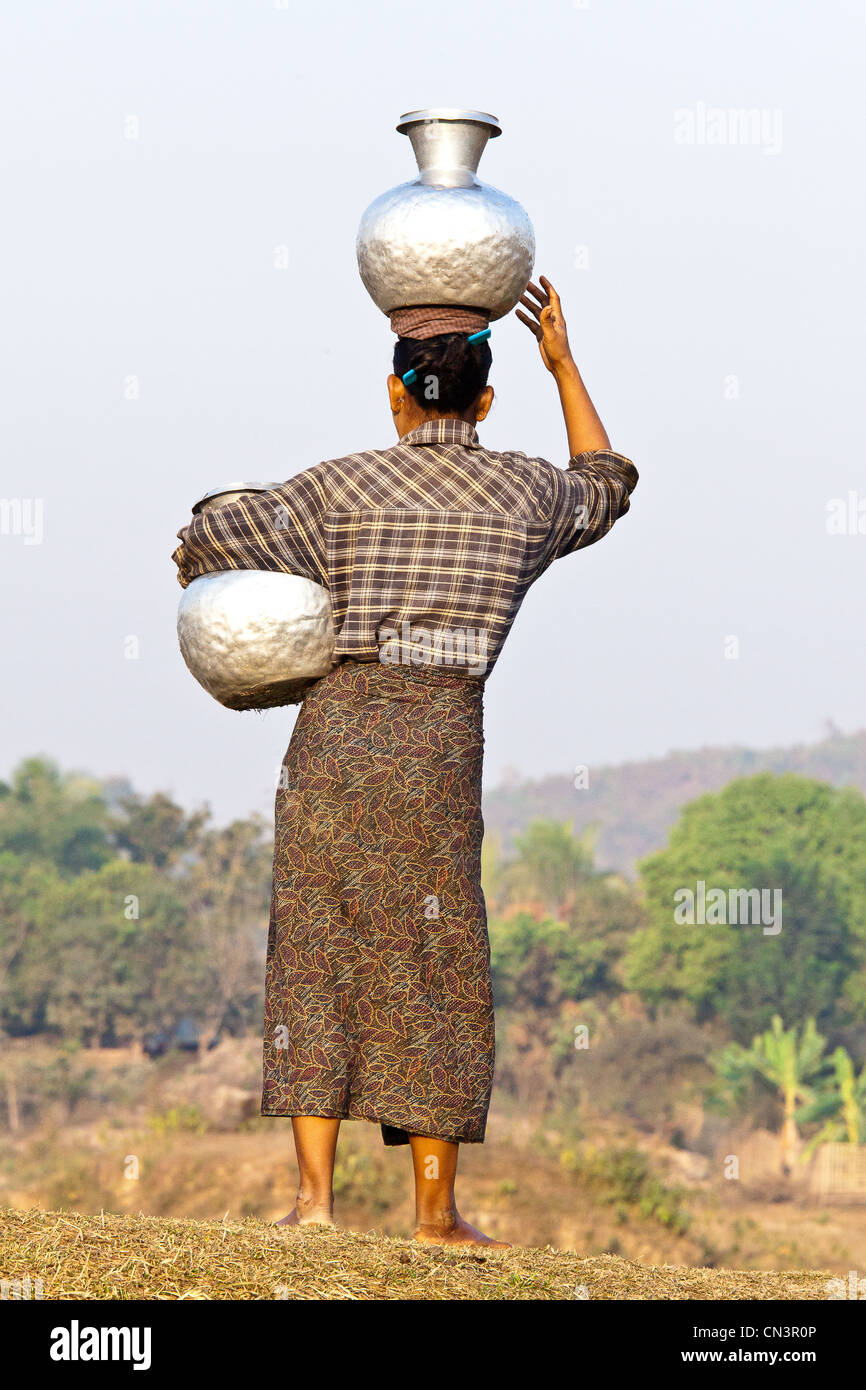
1,0,864,824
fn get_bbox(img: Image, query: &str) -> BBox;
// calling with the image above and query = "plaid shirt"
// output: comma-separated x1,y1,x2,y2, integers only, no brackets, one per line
172,418,638,677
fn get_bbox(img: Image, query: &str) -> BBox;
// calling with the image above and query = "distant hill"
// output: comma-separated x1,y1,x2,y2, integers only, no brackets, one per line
481,728,866,877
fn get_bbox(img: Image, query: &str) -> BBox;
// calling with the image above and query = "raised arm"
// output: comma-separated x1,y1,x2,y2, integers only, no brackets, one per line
516,275,611,456
517,274,638,563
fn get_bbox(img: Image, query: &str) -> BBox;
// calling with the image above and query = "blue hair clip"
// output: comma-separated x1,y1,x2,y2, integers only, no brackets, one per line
402,328,489,386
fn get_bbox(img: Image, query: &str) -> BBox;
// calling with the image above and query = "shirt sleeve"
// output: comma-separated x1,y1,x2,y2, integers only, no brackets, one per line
543,449,639,564
171,466,330,590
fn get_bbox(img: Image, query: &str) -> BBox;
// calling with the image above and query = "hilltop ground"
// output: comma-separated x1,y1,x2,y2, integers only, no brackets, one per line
3,1037,866,1279
0,1207,834,1301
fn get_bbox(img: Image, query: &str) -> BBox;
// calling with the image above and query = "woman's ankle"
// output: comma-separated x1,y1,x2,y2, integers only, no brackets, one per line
414,1202,459,1235
296,1187,334,1219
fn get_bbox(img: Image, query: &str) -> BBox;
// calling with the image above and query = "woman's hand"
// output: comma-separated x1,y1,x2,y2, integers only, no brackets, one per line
516,274,611,455
516,276,574,374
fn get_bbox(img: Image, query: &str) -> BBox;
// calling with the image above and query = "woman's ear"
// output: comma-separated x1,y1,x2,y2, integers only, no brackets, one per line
475,384,495,422
387,373,404,415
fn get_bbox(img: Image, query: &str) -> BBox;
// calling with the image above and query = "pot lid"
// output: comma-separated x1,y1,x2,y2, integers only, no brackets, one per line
191,481,281,515
396,109,501,137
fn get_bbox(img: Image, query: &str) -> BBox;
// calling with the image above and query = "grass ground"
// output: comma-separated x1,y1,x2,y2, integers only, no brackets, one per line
4,1039,865,1283
0,1206,834,1301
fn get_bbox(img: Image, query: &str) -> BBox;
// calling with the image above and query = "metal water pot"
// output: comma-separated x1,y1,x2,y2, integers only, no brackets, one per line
176,484,336,711
356,108,535,319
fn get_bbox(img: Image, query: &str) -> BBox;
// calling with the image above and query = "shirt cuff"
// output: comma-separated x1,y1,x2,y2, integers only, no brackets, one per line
567,449,639,490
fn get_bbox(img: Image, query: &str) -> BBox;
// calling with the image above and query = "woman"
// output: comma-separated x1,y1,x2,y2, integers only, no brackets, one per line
172,277,638,1247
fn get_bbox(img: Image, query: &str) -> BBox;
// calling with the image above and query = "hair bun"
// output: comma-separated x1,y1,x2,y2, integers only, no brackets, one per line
393,332,492,413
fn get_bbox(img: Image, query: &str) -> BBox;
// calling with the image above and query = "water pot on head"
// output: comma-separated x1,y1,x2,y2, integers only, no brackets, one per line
356,108,535,321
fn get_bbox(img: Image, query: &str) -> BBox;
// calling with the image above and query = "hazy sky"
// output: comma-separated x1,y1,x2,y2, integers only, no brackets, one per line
1,0,864,824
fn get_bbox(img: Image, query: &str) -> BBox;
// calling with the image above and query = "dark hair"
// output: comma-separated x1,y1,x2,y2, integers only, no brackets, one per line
392,332,492,413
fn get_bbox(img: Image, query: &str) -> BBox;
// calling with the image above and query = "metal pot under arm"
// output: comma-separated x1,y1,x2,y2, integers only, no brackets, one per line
176,483,337,711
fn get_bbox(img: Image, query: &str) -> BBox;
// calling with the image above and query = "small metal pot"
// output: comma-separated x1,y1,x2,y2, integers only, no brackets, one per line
176,484,336,710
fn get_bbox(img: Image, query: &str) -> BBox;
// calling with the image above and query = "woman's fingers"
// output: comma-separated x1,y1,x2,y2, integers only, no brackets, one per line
522,285,549,317
525,279,550,305
515,308,542,339
522,277,563,330
538,275,561,309
518,276,564,363
519,280,553,319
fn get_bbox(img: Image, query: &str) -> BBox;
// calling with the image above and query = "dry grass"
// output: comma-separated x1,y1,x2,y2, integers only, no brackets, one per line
0,1206,834,1301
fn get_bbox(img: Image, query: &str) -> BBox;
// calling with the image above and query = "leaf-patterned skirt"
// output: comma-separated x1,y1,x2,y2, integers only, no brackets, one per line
261,658,495,1145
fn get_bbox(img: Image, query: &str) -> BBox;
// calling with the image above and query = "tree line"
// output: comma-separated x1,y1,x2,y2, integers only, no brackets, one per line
3,757,866,1148
0,758,271,1047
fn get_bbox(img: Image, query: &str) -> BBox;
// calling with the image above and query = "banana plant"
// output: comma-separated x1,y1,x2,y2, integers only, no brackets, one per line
798,1047,866,1157
714,1016,829,1173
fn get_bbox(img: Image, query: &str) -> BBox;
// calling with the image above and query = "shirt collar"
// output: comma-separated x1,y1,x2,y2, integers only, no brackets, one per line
400,418,481,450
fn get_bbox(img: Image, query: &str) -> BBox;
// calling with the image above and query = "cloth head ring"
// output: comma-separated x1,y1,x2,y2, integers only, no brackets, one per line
390,305,490,340
398,318,492,386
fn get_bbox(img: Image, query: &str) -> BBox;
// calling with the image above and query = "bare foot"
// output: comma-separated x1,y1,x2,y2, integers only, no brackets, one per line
275,1193,335,1229
413,1212,510,1249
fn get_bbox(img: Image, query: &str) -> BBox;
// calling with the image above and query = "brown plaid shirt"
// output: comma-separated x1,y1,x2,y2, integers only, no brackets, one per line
172,418,638,677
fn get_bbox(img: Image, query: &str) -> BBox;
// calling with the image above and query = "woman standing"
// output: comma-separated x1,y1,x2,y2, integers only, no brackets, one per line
172,277,638,1247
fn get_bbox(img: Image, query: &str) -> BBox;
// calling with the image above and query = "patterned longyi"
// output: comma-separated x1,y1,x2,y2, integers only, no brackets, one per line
262,658,495,1146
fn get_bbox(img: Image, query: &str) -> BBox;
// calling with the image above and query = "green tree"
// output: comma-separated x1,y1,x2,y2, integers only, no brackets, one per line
0,758,113,875
625,775,866,1040
486,819,643,1005
0,758,272,1047
0,851,64,1035
183,818,271,1041
112,791,209,869
490,912,571,1010
496,819,597,918
37,860,191,1045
